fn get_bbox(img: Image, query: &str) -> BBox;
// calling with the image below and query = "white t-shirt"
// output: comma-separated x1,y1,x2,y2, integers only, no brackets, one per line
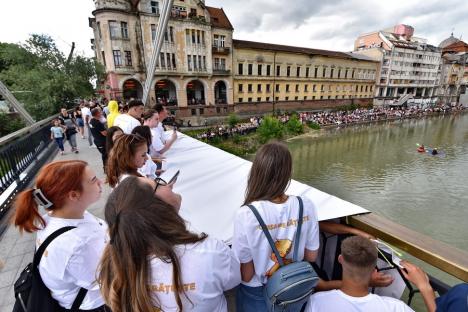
150,237,241,311
306,290,415,312
113,114,141,134
138,153,157,179
232,196,320,287
150,127,165,157
80,107,91,124
36,211,108,309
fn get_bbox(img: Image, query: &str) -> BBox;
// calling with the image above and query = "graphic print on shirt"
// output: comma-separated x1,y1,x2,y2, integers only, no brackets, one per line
266,239,292,277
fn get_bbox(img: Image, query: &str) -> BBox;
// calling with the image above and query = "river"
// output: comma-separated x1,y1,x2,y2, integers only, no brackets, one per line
288,113,468,253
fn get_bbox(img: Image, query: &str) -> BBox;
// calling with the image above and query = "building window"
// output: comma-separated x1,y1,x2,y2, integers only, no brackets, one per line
151,24,156,41
258,64,262,76
248,97,252,102
295,84,299,92
345,69,348,78
121,22,128,38
199,108,204,115
266,65,271,76
276,65,281,76
266,84,271,92
338,69,341,78
169,26,174,42
248,84,252,92
124,51,132,66
321,85,324,91
287,66,291,77
352,69,355,78
187,55,192,71
295,96,298,100
286,84,290,92
322,67,326,78
365,85,368,92
150,1,159,14
160,52,165,68
238,84,243,92
330,68,334,78
275,97,279,102
238,63,243,75
312,96,315,100
109,21,120,39
313,84,316,92
172,53,176,68
266,97,270,101
296,67,301,77
304,85,308,92
306,67,309,77
285,96,289,101
257,84,262,92
166,53,171,68
257,97,261,102
304,96,307,100
101,51,106,66
320,96,323,99
191,109,196,116
238,98,243,103
275,84,280,92
314,67,318,78
248,64,253,75
361,85,364,92
113,50,122,67
97,22,102,39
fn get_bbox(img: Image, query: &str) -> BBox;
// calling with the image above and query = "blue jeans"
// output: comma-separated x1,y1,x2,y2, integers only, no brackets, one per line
54,137,64,151
236,284,268,312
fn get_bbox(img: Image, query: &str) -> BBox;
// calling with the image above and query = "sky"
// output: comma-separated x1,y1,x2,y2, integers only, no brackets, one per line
0,0,467,57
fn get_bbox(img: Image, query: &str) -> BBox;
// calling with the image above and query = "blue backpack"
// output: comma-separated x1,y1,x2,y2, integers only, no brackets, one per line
248,196,319,312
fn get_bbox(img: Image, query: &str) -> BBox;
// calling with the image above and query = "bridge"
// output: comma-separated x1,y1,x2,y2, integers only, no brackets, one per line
0,114,467,311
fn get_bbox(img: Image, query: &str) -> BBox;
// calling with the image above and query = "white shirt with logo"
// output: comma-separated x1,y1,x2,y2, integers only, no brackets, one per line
232,196,320,287
113,114,141,134
150,237,241,311
36,211,108,309
306,290,415,312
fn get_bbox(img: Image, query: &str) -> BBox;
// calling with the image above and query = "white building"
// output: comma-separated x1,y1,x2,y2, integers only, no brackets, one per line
353,24,441,107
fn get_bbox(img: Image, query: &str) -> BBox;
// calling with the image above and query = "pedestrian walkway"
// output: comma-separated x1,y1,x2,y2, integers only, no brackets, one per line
0,136,110,312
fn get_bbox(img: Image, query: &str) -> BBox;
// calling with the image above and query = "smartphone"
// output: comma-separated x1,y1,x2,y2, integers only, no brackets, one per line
168,170,180,184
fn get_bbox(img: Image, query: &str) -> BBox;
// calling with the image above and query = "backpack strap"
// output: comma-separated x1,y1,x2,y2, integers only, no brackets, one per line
33,226,76,267
33,226,88,311
247,204,285,267
292,196,304,262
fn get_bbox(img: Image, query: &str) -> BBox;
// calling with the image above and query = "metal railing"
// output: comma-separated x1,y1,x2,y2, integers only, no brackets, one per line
0,115,58,234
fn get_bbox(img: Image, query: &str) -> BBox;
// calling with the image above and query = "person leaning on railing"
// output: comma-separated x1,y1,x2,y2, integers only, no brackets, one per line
12,160,109,311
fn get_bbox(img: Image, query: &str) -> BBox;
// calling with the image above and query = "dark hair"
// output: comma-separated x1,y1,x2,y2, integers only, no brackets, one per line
91,107,101,117
341,236,377,269
106,134,147,187
131,126,152,149
128,99,144,109
244,141,292,205
154,103,165,114
142,109,157,121
99,176,207,311
106,126,124,154
13,160,88,233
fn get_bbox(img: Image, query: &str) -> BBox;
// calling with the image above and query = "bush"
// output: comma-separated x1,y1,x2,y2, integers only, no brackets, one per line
257,115,284,143
285,115,304,135
227,113,240,128
307,121,321,130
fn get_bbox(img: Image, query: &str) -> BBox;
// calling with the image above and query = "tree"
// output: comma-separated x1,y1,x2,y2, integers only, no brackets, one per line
0,34,101,129
257,115,285,143
227,113,240,128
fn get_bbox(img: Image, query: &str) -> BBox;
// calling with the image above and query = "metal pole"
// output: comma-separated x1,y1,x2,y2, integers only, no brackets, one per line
0,81,35,125
142,0,174,106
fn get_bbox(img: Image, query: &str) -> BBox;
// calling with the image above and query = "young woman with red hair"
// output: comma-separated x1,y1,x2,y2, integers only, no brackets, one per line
13,160,108,311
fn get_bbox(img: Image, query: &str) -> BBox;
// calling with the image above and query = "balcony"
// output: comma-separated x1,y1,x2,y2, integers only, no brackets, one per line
212,45,230,55
213,67,230,75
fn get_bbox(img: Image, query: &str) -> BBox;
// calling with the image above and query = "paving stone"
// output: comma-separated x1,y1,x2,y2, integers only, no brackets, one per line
0,254,23,273
0,269,17,289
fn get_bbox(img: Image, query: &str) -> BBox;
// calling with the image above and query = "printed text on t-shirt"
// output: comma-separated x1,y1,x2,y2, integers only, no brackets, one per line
256,215,310,231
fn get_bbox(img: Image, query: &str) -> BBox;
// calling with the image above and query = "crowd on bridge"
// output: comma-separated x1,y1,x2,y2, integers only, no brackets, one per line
8,98,468,312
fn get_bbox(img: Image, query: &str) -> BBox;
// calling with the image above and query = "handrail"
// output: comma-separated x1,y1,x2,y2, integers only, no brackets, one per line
0,114,58,146
348,213,468,282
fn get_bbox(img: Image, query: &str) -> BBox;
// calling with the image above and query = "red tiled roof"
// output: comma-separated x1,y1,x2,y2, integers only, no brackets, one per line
233,39,377,62
206,7,233,30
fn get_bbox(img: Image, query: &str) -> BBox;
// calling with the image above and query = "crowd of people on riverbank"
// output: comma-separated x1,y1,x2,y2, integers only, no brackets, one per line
12,96,468,311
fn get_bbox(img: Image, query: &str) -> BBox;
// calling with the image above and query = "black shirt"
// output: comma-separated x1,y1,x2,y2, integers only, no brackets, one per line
89,118,106,147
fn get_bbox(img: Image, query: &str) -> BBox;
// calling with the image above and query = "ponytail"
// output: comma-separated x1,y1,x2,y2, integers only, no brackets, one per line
13,189,46,233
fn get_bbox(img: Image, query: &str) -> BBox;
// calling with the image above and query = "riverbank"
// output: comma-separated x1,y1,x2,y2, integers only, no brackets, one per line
183,108,468,156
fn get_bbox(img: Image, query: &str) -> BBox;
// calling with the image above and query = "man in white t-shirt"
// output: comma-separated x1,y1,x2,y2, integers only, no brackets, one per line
151,103,177,156
306,236,416,312
114,99,143,134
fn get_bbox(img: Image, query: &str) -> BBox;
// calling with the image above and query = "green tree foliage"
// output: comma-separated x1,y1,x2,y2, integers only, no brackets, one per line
0,112,25,137
0,34,101,123
257,115,284,143
285,115,304,135
307,121,321,130
227,113,240,128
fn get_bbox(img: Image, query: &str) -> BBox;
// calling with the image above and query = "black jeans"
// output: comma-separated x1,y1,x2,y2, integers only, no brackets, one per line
95,144,107,170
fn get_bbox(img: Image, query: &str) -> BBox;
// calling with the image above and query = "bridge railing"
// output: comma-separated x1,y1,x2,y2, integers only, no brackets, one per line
0,114,58,233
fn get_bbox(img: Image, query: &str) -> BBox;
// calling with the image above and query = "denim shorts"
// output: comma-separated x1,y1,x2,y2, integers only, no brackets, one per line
76,118,84,127
236,284,268,312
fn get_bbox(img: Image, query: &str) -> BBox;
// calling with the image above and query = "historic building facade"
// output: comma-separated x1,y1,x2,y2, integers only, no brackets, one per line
90,0,234,117
354,24,441,107
90,0,378,120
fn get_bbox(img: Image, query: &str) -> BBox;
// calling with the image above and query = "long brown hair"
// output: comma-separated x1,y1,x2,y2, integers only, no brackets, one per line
244,141,292,205
13,160,88,233
99,176,207,312
106,134,147,187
